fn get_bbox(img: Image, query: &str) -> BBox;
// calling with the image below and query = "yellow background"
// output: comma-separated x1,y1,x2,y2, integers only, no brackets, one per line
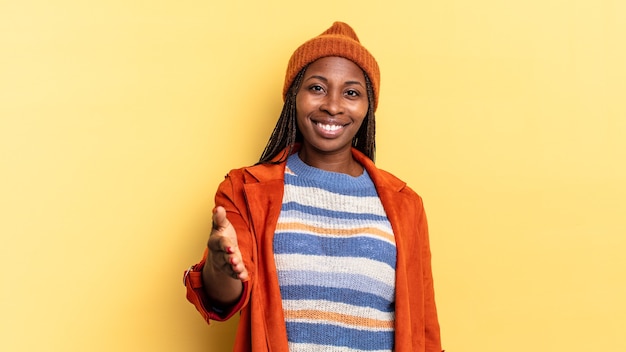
1,1,625,351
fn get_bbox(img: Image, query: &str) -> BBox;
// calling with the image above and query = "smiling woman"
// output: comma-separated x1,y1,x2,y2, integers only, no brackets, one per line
183,21,443,352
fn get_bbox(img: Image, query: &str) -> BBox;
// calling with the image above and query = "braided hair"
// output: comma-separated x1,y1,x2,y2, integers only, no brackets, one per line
258,67,376,164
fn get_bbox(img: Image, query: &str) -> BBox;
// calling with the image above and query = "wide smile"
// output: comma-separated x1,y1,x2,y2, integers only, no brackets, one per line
317,122,343,131
313,121,348,137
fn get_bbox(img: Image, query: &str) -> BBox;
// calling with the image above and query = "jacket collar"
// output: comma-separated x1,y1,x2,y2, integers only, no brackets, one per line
242,145,407,193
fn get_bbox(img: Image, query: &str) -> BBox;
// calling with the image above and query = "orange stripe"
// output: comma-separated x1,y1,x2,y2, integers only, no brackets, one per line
276,222,395,243
284,309,394,329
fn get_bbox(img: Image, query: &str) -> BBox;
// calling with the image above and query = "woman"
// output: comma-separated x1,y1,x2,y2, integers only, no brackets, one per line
184,22,443,352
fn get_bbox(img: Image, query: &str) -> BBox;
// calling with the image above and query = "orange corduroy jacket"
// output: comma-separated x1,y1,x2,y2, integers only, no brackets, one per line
184,147,443,352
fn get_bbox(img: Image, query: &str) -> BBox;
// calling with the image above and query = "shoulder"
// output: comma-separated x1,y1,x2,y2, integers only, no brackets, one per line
375,167,405,185
215,161,287,207
351,148,418,195
374,167,422,199
223,160,287,184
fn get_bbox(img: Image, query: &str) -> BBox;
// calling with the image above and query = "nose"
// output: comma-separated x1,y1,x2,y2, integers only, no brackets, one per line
319,91,343,116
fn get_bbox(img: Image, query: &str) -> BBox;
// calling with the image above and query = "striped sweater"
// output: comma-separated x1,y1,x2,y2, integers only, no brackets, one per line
273,154,397,351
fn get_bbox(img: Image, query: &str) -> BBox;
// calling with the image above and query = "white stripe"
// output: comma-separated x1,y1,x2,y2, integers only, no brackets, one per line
274,254,396,286
283,184,387,216
289,342,391,352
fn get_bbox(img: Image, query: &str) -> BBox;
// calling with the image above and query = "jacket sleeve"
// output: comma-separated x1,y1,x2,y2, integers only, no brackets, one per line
417,197,443,352
183,249,250,323
183,170,255,324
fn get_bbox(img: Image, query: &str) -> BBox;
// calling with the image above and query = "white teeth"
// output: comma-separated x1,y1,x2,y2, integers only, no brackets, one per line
317,123,342,131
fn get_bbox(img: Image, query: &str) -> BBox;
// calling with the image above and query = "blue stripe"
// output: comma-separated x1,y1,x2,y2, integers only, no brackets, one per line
280,285,395,312
277,270,395,300
285,322,394,350
281,202,389,222
274,233,397,268
278,209,394,232
285,173,381,197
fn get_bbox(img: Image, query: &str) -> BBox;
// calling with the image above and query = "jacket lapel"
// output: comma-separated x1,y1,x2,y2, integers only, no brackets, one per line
241,161,291,352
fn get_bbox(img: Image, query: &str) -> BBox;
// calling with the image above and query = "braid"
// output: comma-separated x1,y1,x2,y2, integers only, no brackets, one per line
257,68,306,164
258,67,377,164
352,72,376,161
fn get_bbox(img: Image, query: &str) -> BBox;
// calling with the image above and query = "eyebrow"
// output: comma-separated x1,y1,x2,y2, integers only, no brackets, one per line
305,75,365,87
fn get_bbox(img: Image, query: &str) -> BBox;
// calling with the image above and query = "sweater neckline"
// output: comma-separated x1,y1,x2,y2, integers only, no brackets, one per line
287,153,373,190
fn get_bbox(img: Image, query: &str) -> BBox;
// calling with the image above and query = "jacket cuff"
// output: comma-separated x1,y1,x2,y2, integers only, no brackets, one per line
183,256,249,323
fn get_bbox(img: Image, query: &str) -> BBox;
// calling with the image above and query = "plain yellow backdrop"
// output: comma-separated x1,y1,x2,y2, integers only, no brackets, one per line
1,1,625,351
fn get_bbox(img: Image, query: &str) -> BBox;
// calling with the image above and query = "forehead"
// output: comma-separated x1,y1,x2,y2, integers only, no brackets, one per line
304,56,365,82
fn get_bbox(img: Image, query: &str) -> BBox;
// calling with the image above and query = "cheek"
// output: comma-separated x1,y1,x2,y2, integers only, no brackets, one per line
295,95,317,126
352,103,369,123
295,104,306,126
294,106,308,136
294,95,305,119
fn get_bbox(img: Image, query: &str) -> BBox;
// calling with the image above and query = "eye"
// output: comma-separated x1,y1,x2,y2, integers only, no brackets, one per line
308,84,325,93
345,89,360,97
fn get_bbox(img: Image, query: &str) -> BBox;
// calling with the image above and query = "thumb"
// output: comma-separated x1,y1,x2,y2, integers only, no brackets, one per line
212,206,231,231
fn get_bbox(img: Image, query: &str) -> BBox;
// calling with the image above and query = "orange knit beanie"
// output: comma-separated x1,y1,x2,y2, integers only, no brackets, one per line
283,21,381,111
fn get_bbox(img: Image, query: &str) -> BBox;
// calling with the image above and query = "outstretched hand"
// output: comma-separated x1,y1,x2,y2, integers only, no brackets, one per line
207,206,249,281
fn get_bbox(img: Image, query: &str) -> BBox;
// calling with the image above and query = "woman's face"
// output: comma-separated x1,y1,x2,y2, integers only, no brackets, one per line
295,56,369,160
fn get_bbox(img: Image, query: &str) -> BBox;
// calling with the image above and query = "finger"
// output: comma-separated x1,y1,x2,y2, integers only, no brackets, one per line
234,265,249,281
231,269,249,281
228,256,249,281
